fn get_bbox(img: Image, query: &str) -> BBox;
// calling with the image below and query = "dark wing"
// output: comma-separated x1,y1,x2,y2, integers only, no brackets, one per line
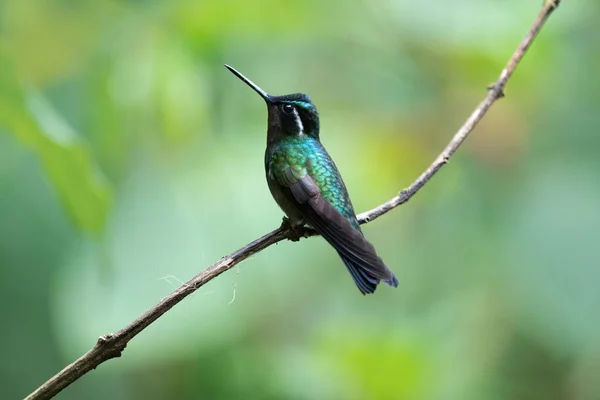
273,165,398,294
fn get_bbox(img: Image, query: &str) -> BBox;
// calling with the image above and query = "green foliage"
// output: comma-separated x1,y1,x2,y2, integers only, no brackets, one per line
0,53,111,233
1,1,598,399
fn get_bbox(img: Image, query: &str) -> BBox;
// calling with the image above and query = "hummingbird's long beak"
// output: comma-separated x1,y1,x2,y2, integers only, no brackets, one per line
225,64,272,103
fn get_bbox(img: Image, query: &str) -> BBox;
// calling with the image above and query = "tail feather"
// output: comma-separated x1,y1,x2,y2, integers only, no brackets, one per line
339,253,398,295
340,256,378,294
384,274,400,288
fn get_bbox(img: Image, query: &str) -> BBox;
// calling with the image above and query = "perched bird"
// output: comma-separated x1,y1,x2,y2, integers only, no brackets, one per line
225,65,398,294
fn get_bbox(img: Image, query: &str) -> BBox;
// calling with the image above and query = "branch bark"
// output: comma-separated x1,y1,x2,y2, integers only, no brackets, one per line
25,1,562,399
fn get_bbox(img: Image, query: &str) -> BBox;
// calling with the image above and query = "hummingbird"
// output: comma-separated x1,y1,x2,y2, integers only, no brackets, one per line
225,65,399,294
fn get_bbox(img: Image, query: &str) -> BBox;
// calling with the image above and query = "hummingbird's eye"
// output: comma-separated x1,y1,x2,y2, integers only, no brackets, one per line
282,104,295,114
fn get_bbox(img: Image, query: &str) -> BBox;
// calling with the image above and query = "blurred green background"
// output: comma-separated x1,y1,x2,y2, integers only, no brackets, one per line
1,0,598,399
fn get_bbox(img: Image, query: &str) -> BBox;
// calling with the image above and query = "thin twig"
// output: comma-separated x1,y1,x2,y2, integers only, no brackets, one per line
25,2,561,399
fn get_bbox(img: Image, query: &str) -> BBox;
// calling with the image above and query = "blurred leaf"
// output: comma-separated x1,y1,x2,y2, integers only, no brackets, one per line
0,53,112,233
503,165,600,356
316,328,431,400
1,0,599,399
3,0,109,85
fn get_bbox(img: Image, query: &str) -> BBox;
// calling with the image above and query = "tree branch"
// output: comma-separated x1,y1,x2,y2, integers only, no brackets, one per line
25,1,562,399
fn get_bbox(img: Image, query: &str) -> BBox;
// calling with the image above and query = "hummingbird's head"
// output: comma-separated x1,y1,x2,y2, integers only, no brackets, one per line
225,65,320,143
267,93,320,141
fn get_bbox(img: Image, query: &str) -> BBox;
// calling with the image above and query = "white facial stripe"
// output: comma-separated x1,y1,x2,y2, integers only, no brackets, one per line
292,107,304,136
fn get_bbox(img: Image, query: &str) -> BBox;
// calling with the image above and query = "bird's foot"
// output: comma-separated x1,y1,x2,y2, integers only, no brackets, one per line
280,217,305,242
